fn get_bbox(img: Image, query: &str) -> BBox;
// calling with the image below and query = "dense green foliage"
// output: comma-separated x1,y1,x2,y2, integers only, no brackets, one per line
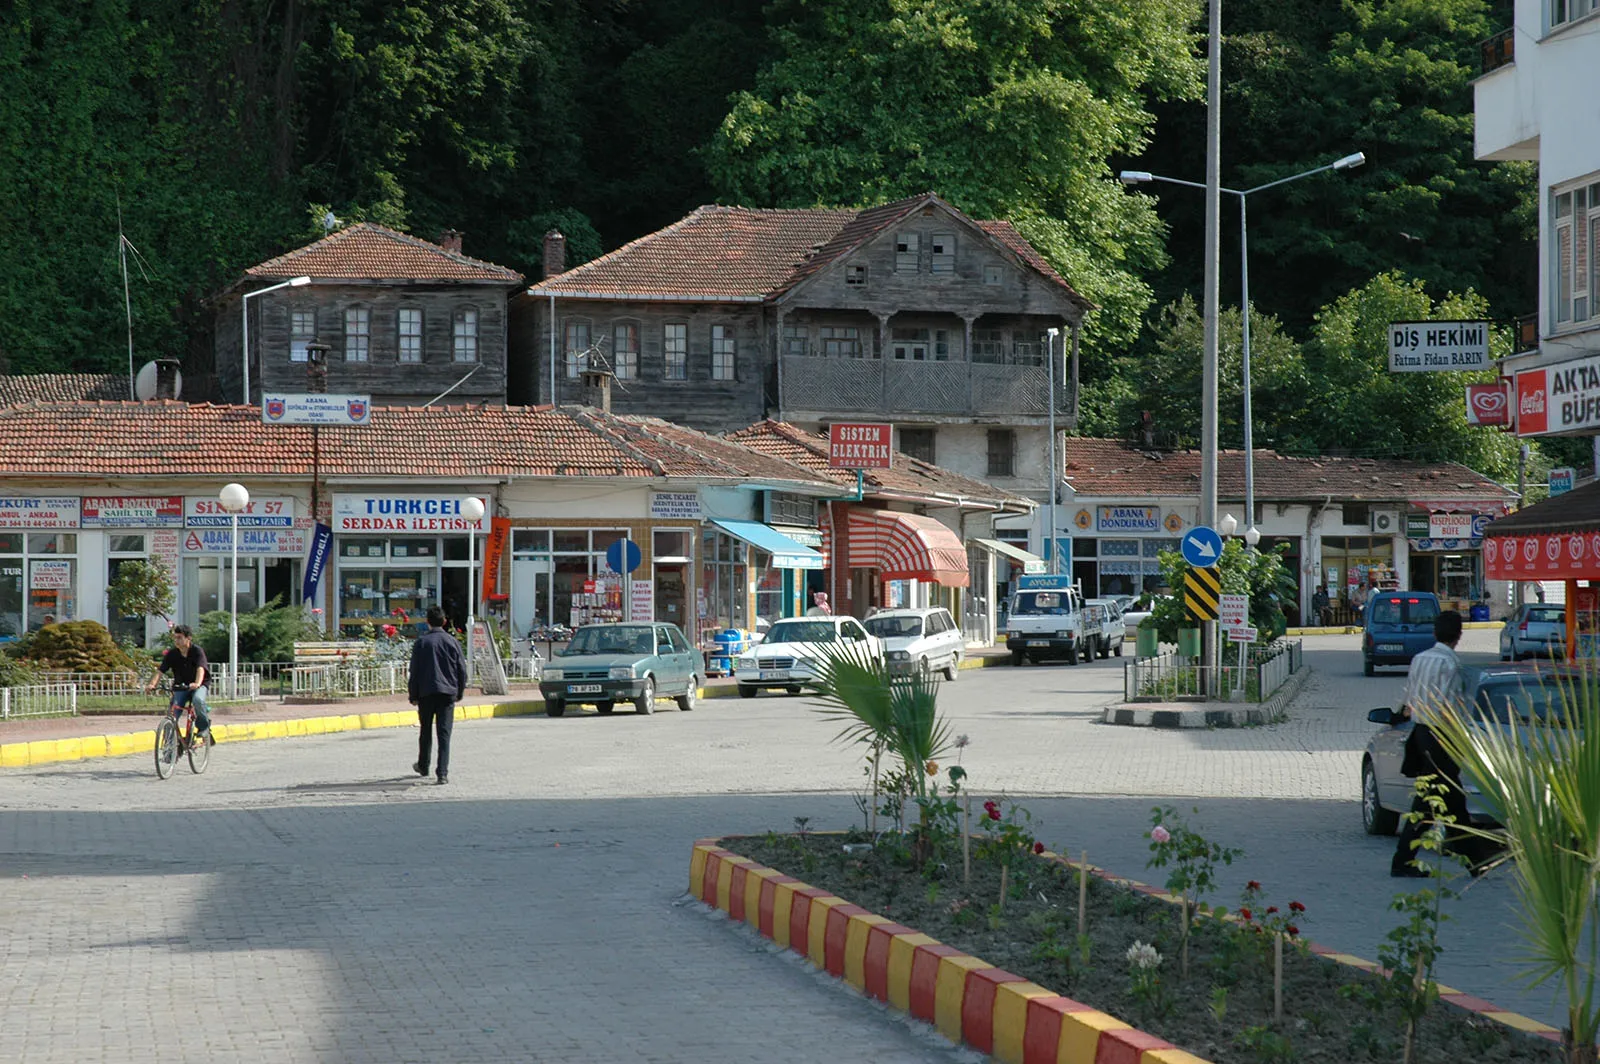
1148,539,1297,643
18,620,139,673
195,597,323,664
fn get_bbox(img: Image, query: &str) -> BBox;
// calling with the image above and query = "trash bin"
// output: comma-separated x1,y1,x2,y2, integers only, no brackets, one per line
1136,625,1160,658
708,628,751,676
1470,603,1490,622
1177,627,1201,659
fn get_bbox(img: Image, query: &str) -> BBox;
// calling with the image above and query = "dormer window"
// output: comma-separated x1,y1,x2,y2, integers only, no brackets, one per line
846,264,868,287
930,233,955,273
983,265,1003,286
895,233,919,272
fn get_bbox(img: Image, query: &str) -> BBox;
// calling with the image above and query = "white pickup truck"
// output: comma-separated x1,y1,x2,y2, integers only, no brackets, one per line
1004,576,1092,665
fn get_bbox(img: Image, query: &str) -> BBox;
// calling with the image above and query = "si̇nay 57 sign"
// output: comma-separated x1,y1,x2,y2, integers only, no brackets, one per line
1388,321,1490,372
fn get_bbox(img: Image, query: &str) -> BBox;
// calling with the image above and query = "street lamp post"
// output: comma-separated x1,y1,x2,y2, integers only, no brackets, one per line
240,276,311,404
461,496,487,684
1120,152,1366,542
218,482,250,699
1045,327,1061,575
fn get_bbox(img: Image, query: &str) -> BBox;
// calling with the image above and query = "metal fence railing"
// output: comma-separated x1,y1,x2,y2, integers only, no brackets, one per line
19,671,260,706
1,683,78,719
1123,638,1303,704
290,662,411,699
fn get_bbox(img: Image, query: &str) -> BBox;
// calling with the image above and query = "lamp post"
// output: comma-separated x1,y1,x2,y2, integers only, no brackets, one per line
218,482,250,699
1045,327,1061,575
241,276,311,404
461,496,487,683
1120,152,1366,544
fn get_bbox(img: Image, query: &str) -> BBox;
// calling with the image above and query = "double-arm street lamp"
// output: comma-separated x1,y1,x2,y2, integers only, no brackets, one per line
241,276,311,404
1120,153,1366,541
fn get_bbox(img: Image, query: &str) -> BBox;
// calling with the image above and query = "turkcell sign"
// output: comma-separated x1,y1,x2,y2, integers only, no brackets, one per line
332,494,489,533
1515,353,1600,437
261,393,372,425
1387,320,1490,372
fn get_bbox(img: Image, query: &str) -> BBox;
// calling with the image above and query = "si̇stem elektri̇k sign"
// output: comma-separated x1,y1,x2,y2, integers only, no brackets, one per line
1515,352,1600,437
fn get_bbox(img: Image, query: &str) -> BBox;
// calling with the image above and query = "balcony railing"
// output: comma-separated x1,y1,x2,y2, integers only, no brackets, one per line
1515,312,1539,353
779,354,1076,419
1481,27,1514,75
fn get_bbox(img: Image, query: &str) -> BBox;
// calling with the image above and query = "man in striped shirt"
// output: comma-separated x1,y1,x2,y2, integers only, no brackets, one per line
1392,610,1470,876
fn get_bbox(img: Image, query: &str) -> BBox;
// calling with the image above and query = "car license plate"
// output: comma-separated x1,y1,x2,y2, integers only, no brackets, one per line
759,670,789,681
1378,644,1402,653
568,684,602,694
1028,640,1049,647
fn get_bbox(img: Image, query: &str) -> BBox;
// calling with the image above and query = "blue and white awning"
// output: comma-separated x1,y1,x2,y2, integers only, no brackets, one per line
711,519,826,570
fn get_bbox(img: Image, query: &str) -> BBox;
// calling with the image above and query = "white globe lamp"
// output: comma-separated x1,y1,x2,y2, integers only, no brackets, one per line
218,482,250,699
1219,513,1238,537
461,496,486,684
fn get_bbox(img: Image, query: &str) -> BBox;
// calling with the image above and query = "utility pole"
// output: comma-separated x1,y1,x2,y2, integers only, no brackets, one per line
306,340,330,633
1516,442,1528,606
1200,0,1223,693
1046,328,1061,575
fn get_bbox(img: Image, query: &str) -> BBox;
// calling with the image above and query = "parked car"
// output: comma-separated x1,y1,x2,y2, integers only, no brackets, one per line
537,622,702,718
1362,591,1441,676
1361,663,1586,834
1500,603,1567,661
1122,594,1161,640
1004,578,1091,665
733,615,883,697
864,606,964,680
1084,598,1125,658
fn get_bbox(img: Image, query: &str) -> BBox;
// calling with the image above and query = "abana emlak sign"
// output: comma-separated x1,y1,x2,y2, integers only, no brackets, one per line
332,494,488,533
1387,321,1490,372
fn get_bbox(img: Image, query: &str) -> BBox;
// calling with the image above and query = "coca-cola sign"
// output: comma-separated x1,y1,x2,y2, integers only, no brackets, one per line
1464,382,1510,426
1516,352,1600,437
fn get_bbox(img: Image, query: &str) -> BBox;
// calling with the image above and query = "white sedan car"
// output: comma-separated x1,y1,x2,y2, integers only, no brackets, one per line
864,606,964,680
733,615,883,697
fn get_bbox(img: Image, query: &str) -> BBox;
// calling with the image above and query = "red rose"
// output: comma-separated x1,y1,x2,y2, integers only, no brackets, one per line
1246,880,1261,891
1287,925,1300,936
1266,906,1278,915
382,624,398,638
988,807,1002,821
1239,907,1252,921
1289,901,1305,913
1033,841,1045,855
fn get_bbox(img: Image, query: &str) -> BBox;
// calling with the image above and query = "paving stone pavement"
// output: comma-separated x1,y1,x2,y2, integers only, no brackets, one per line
0,630,1568,1060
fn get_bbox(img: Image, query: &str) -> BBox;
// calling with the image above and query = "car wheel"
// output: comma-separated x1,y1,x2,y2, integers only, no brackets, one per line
738,684,758,698
635,677,656,714
1012,653,1025,667
544,698,565,718
1363,656,1375,677
786,685,803,694
596,701,614,715
1363,760,1399,835
1099,637,1110,660
1066,643,1079,665
1114,639,1123,658
918,656,931,679
944,654,960,681
676,681,698,712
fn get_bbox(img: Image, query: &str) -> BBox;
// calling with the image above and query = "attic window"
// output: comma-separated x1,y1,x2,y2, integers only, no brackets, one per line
930,233,955,273
846,264,868,287
983,265,1003,286
895,233,919,272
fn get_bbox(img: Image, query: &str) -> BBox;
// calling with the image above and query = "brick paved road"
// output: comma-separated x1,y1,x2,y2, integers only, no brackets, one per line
0,630,1563,1060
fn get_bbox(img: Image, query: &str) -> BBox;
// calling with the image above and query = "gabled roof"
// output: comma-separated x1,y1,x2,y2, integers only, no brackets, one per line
727,420,1034,511
1060,437,1514,504
0,402,832,484
246,223,522,284
528,194,1089,309
0,373,129,405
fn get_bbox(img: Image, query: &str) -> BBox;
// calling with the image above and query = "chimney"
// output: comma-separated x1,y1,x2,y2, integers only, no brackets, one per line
306,340,331,394
542,229,566,279
579,367,612,413
154,358,181,400
438,229,464,255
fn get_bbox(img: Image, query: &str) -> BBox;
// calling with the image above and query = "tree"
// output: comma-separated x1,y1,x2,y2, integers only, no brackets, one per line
107,559,176,629
1147,538,1297,643
707,0,1206,350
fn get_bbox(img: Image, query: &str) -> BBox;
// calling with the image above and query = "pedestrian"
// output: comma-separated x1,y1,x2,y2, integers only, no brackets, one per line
408,606,466,785
805,591,833,617
1390,610,1488,876
1311,585,1330,627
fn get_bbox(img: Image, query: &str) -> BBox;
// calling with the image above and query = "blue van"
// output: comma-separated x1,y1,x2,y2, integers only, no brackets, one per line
1363,591,1442,676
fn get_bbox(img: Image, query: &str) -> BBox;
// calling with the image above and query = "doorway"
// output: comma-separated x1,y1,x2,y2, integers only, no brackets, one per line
441,568,469,630
655,564,686,627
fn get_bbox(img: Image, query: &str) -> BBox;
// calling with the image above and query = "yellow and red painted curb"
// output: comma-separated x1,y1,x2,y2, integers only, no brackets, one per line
691,838,1565,1062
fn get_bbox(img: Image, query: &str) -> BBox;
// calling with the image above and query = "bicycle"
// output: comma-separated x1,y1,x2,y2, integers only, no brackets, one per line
154,682,212,779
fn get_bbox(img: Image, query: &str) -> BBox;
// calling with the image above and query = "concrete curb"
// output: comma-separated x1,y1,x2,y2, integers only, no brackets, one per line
1102,665,1314,729
1285,621,1503,636
693,836,1565,1059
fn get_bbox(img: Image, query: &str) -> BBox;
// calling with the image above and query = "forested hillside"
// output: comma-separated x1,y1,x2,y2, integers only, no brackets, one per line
2,0,1565,475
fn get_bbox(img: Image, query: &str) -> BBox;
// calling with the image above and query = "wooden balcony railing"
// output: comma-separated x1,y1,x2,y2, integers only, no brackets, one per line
1481,27,1514,75
779,354,1076,419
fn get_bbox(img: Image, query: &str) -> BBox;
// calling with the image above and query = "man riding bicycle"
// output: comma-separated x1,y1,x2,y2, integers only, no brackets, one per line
144,625,213,743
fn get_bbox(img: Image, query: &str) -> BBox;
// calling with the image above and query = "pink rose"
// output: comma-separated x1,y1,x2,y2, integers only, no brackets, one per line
1150,825,1171,844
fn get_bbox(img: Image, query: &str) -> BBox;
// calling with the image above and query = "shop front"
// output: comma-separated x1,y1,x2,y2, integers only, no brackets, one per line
82,496,185,646
830,507,971,617
1067,504,1185,598
1404,510,1498,615
331,493,488,635
0,497,81,641
707,519,824,630
1482,481,1600,661
181,495,305,623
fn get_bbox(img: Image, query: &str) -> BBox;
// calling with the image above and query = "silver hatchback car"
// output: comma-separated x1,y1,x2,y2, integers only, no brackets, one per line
1500,603,1567,661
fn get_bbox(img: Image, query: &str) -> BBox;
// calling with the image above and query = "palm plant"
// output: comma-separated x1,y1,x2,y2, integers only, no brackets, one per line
1427,666,1600,1064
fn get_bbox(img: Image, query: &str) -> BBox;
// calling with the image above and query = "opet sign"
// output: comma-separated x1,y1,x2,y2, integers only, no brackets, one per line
1516,353,1600,437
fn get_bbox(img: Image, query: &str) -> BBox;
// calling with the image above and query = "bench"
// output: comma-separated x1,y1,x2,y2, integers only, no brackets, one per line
290,641,366,697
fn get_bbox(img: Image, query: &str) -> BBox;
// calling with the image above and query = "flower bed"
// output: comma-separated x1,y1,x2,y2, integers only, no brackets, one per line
716,829,1561,1064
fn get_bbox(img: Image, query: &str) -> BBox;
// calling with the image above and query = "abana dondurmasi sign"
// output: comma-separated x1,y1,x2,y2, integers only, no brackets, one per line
1387,321,1490,372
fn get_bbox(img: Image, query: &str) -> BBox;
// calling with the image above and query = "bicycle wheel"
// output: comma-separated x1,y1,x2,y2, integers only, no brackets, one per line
187,722,210,775
154,719,180,779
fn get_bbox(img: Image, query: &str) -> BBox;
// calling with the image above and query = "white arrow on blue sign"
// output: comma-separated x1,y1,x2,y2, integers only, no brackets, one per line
1181,526,1224,568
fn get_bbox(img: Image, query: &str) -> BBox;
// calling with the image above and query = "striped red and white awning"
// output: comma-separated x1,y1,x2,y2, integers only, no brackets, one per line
844,509,970,586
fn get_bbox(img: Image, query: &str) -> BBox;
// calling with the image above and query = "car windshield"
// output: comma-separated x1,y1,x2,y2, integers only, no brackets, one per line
565,626,654,656
1472,677,1588,725
1369,596,1439,625
1528,606,1566,624
866,616,923,639
764,621,838,644
1011,592,1071,615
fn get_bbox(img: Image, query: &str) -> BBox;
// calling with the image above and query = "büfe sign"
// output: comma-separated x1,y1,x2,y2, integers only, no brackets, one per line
828,423,892,468
1516,352,1600,437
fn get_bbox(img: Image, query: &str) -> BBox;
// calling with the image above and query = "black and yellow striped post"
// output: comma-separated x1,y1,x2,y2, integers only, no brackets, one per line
1184,566,1221,621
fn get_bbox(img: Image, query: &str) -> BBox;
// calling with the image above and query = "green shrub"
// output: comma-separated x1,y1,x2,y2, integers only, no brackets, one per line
19,621,139,673
195,597,324,663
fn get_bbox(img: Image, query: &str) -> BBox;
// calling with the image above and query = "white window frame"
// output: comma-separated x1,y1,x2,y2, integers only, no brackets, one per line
711,324,736,381
397,307,423,363
820,325,863,359
929,233,955,273
452,307,479,363
845,264,868,287
895,232,919,272
564,319,591,378
1553,175,1600,329
612,322,639,380
1551,0,1598,31
663,323,688,380
343,306,370,362
289,309,316,362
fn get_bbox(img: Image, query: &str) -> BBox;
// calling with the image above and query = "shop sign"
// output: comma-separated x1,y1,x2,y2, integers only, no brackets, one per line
1485,532,1600,581
261,393,372,425
1097,505,1159,534
649,492,701,520
150,530,180,579
29,560,71,589
1551,467,1577,497
0,497,80,529
1387,320,1490,372
1218,594,1249,631
827,422,892,468
302,524,333,601
1516,352,1600,437
1429,513,1473,539
629,579,654,621
1405,513,1430,538
80,496,183,528
331,494,488,533
185,496,296,528
182,528,308,555
483,517,511,599
1464,382,1511,426
1410,538,1480,551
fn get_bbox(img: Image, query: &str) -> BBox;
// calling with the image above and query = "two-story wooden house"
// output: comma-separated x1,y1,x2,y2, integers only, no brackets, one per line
215,224,523,405
510,193,1090,558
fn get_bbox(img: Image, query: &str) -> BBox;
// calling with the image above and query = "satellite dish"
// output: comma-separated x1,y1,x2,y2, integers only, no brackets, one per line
133,360,182,401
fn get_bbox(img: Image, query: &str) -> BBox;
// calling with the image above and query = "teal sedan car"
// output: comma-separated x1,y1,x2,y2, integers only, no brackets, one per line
538,622,702,718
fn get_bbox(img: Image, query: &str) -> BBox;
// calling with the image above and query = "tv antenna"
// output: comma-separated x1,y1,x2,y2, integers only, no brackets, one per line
117,193,153,400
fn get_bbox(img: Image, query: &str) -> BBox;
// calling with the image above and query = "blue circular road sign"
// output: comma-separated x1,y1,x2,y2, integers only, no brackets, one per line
605,538,643,574
1181,526,1224,568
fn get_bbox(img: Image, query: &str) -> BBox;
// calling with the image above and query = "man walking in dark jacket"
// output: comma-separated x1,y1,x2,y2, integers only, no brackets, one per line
409,606,467,784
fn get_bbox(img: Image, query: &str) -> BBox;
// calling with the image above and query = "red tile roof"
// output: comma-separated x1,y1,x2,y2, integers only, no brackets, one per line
247,223,522,284
0,374,129,405
727,420,1034,510
529,194,1089,307
1060,437,1513,504
0,402,834,484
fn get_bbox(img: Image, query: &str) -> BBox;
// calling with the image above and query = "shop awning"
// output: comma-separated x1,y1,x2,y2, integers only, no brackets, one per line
974,537,1046,574
1482,479,1600,581
846,510,971,586
710,519,825,570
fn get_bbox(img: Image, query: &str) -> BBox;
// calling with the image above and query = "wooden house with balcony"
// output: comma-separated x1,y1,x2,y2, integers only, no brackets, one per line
510,193,1091,502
